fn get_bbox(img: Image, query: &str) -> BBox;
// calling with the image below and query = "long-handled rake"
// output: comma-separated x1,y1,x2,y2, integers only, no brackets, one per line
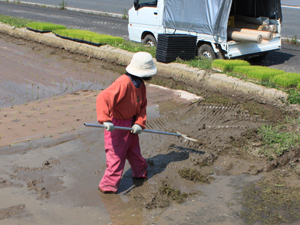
84,123,198,142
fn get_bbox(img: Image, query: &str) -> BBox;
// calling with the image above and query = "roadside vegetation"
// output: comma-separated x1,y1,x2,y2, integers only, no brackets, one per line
284,35,300,45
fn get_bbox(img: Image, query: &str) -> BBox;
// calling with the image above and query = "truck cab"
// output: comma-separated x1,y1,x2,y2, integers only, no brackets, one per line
128,0,282,62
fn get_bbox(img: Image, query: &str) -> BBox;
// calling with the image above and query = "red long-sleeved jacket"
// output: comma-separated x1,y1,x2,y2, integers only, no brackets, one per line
96,75,147,129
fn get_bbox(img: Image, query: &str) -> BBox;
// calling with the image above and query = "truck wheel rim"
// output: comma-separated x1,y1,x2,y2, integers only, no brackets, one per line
147,41,155,47
203,51,212,58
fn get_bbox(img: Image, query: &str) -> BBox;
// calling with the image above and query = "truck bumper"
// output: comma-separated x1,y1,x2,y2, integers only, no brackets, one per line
227,35,281,59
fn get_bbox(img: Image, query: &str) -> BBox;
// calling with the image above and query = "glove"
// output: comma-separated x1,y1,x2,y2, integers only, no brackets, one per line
131,124,142,134
103,122,115,131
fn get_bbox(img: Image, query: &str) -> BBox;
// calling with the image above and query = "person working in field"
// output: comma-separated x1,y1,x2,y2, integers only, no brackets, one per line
96,52,157,194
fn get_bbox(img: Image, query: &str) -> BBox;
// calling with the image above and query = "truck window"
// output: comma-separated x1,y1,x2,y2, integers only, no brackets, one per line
138,0,157,7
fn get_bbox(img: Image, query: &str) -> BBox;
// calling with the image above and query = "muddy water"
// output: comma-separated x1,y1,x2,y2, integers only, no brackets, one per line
1,33,299,225
0,35,112,108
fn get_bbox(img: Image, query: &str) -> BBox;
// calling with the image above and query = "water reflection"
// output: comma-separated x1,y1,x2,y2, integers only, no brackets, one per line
98,189,143,225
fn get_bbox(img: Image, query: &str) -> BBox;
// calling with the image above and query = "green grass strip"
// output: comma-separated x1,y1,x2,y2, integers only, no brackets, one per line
176,57,212,70
27,22,66,32
53,29,123,45
233,66,285,82
0,14,31,28
271,72,300,87
112,41,157,57
212,59,250,72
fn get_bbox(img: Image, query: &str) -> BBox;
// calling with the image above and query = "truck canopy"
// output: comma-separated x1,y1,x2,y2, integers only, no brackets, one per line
163,0,282,40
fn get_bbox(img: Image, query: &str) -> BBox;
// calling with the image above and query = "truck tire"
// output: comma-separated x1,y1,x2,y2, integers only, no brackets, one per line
141,34,157,47
198,44,216,59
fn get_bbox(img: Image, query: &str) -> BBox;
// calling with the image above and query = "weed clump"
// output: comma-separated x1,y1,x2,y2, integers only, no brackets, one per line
287,89,300,104
178,168,213,184
145,180,190,209
257,117,300,160
158,180,188,204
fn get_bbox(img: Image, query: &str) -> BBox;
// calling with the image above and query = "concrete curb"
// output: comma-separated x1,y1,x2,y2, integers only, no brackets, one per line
0,23,288,104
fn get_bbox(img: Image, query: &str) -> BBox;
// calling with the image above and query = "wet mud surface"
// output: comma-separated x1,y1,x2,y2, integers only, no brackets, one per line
1,33,300,225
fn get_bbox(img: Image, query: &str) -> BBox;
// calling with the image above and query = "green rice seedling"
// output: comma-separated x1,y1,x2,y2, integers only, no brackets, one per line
27,22,66,32
53,29,124,45
233,66,285,82
212,59,250,72
90,35,124,45
73,33,85,40
0,14,31,27
297,82,300,91
270,73,300,88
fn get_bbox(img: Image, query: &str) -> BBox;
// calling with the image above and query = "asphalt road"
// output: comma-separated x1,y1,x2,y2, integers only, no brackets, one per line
0,1,300,73
0,2,128,38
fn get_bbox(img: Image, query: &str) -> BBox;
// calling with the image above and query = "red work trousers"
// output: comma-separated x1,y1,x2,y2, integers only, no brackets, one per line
99,118,148,193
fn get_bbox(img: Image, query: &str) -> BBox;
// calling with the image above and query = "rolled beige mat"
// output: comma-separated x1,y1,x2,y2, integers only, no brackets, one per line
228,31,262,43
269,25,277,33
228,27,273,40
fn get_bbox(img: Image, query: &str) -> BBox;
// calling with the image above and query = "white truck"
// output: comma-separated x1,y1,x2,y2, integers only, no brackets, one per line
128,0,282,62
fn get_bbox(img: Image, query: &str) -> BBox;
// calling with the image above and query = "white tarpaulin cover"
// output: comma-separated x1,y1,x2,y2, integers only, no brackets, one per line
162,0,282,40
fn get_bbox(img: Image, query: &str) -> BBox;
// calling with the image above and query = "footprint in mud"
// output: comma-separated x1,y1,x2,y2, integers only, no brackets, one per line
0,178,22,188
27,178,50,200
0,204,28,220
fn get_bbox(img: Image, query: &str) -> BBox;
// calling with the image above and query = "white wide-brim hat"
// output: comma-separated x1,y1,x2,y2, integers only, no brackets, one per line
126,52,157,78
